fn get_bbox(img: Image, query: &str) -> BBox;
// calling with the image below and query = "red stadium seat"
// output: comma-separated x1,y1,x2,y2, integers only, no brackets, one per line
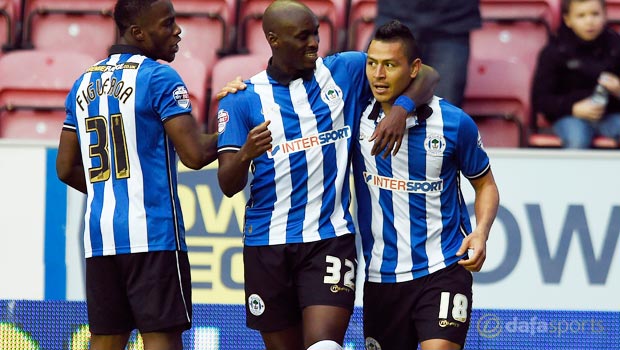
463,57,532,148
236,0,346,56
471,19,549,75
206,53,268,133
528,113,619,149
22,0,116,58
0,49,95,139
346,0,376,51
0,107,68,139
480,0,561,32
172,0,237,72
168,54,209,128
0,0,21,51
606,0,620,32
0,0,21,54
472,0,553,101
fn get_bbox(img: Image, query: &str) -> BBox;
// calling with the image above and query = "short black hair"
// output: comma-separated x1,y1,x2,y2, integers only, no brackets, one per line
114,0,159,36
372,20,420,64
561,0,606,15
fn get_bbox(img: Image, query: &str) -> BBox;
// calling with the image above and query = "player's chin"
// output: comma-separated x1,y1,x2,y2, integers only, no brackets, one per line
162,52,176,63
372,93,392,104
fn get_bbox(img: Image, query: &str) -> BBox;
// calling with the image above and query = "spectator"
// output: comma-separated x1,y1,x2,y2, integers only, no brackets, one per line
374,0,481,107
532,0,620,148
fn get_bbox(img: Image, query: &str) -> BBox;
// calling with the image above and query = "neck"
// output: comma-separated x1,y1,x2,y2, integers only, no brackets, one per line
381,102,393,116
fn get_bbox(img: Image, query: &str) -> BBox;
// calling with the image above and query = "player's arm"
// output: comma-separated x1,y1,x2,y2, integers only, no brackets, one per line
371,63,439,158
218,120,272,197
56,130,87,194
164,114,218,170
457,169,500,272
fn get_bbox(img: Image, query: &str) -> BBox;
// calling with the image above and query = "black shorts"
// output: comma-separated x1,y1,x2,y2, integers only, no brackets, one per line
244,234,357,332
363,263,473,349
86,250,192,334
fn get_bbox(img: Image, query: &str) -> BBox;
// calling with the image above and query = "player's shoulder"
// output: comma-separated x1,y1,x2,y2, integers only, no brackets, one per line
434,98,470,120
321,51,367,69
426,97,477,130
218,85,258,108
139,58,177,75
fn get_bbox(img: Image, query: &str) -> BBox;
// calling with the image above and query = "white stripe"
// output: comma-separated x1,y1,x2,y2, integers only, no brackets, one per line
358,102,384,282
425,97,446,273
218,146,241,153
252,72,290,245
122,55,149,253
98,55,118,256
391,137,414,282
367,169,385,282
313,58,350,236
175,251,191,323
289,78,321,242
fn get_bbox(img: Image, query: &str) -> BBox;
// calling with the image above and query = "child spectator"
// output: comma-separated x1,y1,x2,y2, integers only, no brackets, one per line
532,0,620,148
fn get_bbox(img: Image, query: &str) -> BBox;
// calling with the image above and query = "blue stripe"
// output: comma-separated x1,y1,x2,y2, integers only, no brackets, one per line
279,94,308,243
44,148,67,300
108,94,131,254
410,126,430,275
378,156,397,283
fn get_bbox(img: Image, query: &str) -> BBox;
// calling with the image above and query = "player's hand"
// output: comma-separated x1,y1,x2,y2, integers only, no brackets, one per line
369,105,407,159
215,76,247,100
572,98,604,121
239,120,272,162
457,231,487,272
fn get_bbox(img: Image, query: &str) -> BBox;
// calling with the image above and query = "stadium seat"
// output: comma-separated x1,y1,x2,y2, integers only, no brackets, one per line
0,107,68,139
480,0,561,32
21,0,116,58
236,0,346,56
462,57,532,148
0,0,21,51
471,18,550,75
346,0,376,51
206,53,268,133
0,49,95,139
172,0,237,72
606,0,620,32
168,54,209,128
528,113,619,149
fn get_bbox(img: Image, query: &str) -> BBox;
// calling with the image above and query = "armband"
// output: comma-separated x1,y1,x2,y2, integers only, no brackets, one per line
393,95,416,114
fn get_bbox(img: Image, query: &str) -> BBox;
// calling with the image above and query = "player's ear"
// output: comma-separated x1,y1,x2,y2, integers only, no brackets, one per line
130,25,145,41
267,31,279,48
410,58,422,79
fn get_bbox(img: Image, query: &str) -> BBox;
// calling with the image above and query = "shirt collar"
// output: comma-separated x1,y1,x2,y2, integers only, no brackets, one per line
368,99,433,128
108,44,145,56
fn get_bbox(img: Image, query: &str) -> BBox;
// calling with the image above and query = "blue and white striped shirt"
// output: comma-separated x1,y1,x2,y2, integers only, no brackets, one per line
64,49,192,258
352,97,490,282
217,52,372,246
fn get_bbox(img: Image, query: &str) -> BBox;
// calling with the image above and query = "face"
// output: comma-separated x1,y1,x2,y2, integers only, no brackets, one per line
136,0,182,62
563,0,606,41
269,9,320,72
366,40,420,105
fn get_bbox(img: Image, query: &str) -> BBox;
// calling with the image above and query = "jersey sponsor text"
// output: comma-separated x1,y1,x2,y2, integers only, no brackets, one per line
363,172,443,193
268,126,351,158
